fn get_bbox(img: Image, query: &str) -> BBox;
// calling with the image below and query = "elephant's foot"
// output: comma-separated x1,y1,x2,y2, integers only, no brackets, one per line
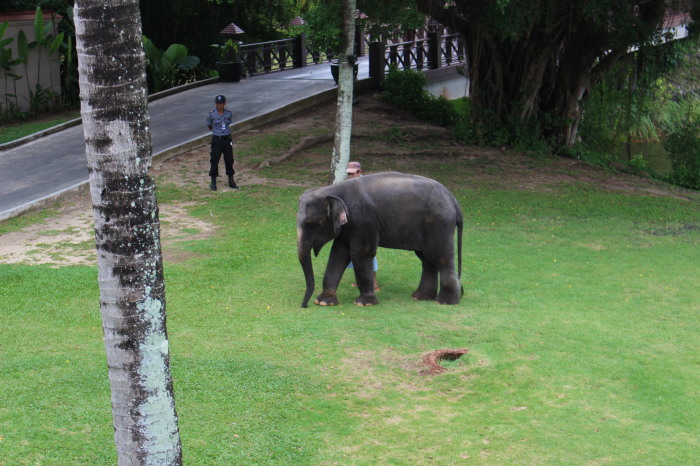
354,294,379,306
435,290,461,305
314,291,339,306
412,289,437,301
435,279,462,305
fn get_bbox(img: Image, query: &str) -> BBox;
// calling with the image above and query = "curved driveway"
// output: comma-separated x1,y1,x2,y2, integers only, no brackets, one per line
0,58,370,220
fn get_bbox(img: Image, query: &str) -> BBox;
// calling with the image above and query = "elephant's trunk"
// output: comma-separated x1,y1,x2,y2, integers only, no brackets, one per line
299,244,315,308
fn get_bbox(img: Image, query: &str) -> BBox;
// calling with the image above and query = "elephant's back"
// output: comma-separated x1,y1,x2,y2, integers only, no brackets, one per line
360,172,460,221
361,172,454,203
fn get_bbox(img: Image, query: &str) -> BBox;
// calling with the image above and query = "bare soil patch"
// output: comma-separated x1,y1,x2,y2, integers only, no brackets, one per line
420,348,470,375
1,91,697,267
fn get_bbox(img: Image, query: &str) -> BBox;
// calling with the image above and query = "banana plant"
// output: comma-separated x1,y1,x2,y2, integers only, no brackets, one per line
0,21,22,113
142,35,200,93
16,30,29,95
58,6,79,106
0,21,11,50
61,33,77,105
31,7,64,91
13,9,63,113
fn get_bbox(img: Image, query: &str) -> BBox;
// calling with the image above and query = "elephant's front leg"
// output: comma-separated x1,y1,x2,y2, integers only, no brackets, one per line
314,241,350,306
352,255,379,307
412,251,438,301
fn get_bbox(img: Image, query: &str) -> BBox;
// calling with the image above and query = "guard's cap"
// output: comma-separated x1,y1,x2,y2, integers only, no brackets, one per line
346,161,361,174
215,95,226,103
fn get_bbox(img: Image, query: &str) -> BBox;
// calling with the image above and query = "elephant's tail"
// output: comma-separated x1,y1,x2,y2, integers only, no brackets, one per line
456,204,464,297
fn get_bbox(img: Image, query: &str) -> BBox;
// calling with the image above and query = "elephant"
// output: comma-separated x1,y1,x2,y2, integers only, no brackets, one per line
297,171,463,307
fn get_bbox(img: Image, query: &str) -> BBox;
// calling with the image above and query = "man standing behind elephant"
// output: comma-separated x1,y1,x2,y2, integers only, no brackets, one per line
206,94,239,191
346,161,380,291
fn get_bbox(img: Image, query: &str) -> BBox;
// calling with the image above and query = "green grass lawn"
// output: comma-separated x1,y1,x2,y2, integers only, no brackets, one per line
0,112,81,145
1,153,699,464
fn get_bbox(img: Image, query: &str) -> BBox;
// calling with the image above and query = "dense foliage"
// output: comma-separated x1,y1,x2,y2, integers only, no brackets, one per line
2,0,309,105
665,122,700,189
304,0,424,52
142,36,200,93
415,0,699,150
572,37,700,186
140,0,302,70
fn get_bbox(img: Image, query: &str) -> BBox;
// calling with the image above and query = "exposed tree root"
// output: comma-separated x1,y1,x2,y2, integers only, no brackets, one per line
254,134,333,169
253,126,453,170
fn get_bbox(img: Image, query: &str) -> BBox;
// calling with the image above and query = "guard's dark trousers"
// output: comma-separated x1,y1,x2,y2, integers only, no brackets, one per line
209,135,234,178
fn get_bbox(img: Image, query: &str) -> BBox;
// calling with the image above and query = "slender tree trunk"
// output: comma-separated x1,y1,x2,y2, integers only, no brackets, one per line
74,1,182,464
330,0,357,184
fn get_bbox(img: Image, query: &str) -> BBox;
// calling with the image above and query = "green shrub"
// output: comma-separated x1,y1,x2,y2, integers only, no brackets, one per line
381,68,553,153
558,143,611,166
381,66,429,109
452,115,473,143
381,66,457,127
628,153,650,175
450,98,473,143
664,124,700,190
418,95,457,126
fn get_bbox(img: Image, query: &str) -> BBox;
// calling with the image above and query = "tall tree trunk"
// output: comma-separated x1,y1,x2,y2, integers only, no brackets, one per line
74,1,182,464
330,0,357,184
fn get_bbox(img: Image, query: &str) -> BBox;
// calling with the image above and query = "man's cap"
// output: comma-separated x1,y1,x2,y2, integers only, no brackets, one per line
215,95,226,103
346,161,361,173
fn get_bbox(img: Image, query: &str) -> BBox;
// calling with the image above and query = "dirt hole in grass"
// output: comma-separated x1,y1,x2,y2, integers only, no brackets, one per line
420,348,469,375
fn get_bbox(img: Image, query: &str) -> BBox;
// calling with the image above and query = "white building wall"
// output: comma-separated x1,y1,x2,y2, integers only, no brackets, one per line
1,13,62,113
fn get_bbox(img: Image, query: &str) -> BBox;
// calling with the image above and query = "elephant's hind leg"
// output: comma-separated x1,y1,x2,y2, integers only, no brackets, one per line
435,269,461,305
412,251,438,301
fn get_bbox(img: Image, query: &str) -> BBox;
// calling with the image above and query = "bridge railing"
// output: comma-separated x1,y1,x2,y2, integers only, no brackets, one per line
384,33,465,72
239,36,334,77
234,26,465,79
239,38,295,76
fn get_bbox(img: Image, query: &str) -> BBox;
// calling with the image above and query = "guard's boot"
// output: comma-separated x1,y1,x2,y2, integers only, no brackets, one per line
210,177,217,191
228,175,239,189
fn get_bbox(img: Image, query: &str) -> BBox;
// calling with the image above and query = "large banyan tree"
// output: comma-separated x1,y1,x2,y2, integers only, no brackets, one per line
415,0,697,148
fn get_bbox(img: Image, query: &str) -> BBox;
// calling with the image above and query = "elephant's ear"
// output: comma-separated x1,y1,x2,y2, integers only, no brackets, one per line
326,195,348,236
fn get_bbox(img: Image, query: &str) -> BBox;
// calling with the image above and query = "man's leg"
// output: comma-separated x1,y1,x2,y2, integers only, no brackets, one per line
209,139,222,191
222,141,238,188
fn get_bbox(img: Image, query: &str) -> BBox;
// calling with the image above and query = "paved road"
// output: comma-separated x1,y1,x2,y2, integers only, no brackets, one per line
0,58,370,221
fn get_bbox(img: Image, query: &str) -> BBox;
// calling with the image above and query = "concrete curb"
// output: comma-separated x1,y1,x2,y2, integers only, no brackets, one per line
0,181,90,222
0,117,83,152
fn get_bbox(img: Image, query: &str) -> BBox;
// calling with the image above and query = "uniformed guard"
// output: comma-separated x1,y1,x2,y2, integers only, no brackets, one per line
206,95,238,190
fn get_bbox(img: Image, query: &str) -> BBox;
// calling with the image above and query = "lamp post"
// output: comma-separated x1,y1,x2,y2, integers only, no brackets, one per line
217,22,245,82
289,16,307,68
288,16,305,26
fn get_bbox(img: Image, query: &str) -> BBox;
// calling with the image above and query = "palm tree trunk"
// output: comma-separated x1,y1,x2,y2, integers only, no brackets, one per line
73,1,182,463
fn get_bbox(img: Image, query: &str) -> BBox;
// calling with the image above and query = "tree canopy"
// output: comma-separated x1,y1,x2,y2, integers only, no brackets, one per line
415,0,698,148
